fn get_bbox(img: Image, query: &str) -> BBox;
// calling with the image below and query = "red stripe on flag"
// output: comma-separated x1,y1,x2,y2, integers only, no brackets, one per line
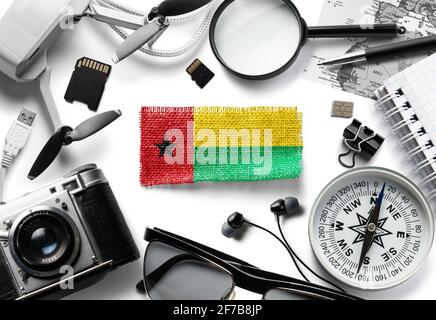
140,107,194,186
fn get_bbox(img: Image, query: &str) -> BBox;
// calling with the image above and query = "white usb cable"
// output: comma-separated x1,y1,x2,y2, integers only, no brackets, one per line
0,108,36,204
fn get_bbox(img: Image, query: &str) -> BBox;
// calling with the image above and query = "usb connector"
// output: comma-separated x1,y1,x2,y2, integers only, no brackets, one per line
1,108,36,204
17,108,36,127
2,107,36,167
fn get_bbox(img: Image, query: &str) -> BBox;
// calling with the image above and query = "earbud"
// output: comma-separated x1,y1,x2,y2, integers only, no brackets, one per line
270,197,300,217
221,212,245,238
222,197,300,239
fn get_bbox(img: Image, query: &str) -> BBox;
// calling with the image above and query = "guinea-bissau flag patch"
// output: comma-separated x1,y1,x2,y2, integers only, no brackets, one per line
140,107,303,186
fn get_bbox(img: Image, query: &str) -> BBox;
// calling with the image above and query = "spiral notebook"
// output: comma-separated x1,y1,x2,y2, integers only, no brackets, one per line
375,53,436,200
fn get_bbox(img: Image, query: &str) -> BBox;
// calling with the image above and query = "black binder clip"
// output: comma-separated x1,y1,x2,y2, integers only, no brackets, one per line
339,119,385,168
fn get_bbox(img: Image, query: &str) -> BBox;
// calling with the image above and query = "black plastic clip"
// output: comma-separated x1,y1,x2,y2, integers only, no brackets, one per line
339,119,385,168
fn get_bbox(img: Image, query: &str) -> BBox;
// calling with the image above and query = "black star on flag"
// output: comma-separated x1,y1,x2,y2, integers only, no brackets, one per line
155,140,174,157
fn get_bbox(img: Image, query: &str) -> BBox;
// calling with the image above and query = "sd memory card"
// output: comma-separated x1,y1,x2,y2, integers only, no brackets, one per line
64,57,111,111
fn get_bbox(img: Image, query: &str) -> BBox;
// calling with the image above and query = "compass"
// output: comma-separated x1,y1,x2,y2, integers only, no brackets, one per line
309,167,434,290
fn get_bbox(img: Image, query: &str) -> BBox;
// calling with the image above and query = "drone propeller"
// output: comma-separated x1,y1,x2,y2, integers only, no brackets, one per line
150,0,213,19
28,110,122,180
113,0,213,63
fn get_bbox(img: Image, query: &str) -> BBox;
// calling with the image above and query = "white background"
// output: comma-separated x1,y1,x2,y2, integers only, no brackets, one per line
0,0,434,300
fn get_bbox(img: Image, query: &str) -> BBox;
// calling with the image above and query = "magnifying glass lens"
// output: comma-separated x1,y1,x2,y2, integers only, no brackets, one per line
212,0,302,78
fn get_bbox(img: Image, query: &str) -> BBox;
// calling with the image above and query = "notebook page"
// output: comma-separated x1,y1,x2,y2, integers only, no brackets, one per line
383,54,436,143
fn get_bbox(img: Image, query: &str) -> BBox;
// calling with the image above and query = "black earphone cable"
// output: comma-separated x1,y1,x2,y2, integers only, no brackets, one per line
243,220,310,282
274,215,347,293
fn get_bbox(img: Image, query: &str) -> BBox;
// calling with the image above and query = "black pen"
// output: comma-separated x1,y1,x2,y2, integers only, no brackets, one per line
319,35,436,67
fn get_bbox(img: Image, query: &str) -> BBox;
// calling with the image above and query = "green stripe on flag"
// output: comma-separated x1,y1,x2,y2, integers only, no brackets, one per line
193,147,303,182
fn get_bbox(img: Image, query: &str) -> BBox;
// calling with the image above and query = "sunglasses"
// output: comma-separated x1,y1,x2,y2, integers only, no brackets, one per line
136,228,361,300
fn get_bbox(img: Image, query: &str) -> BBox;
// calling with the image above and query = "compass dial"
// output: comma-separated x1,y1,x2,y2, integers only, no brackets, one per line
309,167,434,290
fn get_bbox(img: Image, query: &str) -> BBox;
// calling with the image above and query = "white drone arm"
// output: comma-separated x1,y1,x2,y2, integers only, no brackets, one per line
83,2,146,30
39,67,63,131
81,2,169,63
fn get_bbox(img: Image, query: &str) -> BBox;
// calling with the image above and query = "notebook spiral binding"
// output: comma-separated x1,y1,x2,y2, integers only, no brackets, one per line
375,87,436,200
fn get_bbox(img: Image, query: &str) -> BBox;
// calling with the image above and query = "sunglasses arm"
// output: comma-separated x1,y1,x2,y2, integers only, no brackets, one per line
237,264,361,300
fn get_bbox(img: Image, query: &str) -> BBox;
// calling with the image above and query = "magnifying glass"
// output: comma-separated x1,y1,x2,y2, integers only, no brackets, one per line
209,0,406,80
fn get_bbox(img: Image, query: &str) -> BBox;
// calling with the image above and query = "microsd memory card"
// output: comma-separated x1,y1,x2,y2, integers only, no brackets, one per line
186,59,215,89
64,57,111,111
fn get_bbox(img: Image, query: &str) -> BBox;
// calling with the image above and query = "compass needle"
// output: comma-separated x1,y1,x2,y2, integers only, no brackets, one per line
309,168,434,290
357,183,385,274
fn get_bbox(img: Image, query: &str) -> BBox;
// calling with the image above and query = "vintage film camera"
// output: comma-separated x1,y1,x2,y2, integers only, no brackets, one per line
0,164,139,300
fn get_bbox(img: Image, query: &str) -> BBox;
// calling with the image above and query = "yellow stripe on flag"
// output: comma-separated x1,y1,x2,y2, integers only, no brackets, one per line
194,107,303,148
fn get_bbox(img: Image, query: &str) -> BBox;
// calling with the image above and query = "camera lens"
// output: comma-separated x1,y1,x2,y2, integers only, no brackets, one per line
30,227,60,258
10,208,81,278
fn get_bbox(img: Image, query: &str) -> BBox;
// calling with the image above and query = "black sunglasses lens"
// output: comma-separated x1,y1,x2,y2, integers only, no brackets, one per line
144,242,234,300
263,288,321,300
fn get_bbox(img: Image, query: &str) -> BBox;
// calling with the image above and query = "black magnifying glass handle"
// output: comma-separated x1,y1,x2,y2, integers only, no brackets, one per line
320,35,436,67
307,23,405,38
